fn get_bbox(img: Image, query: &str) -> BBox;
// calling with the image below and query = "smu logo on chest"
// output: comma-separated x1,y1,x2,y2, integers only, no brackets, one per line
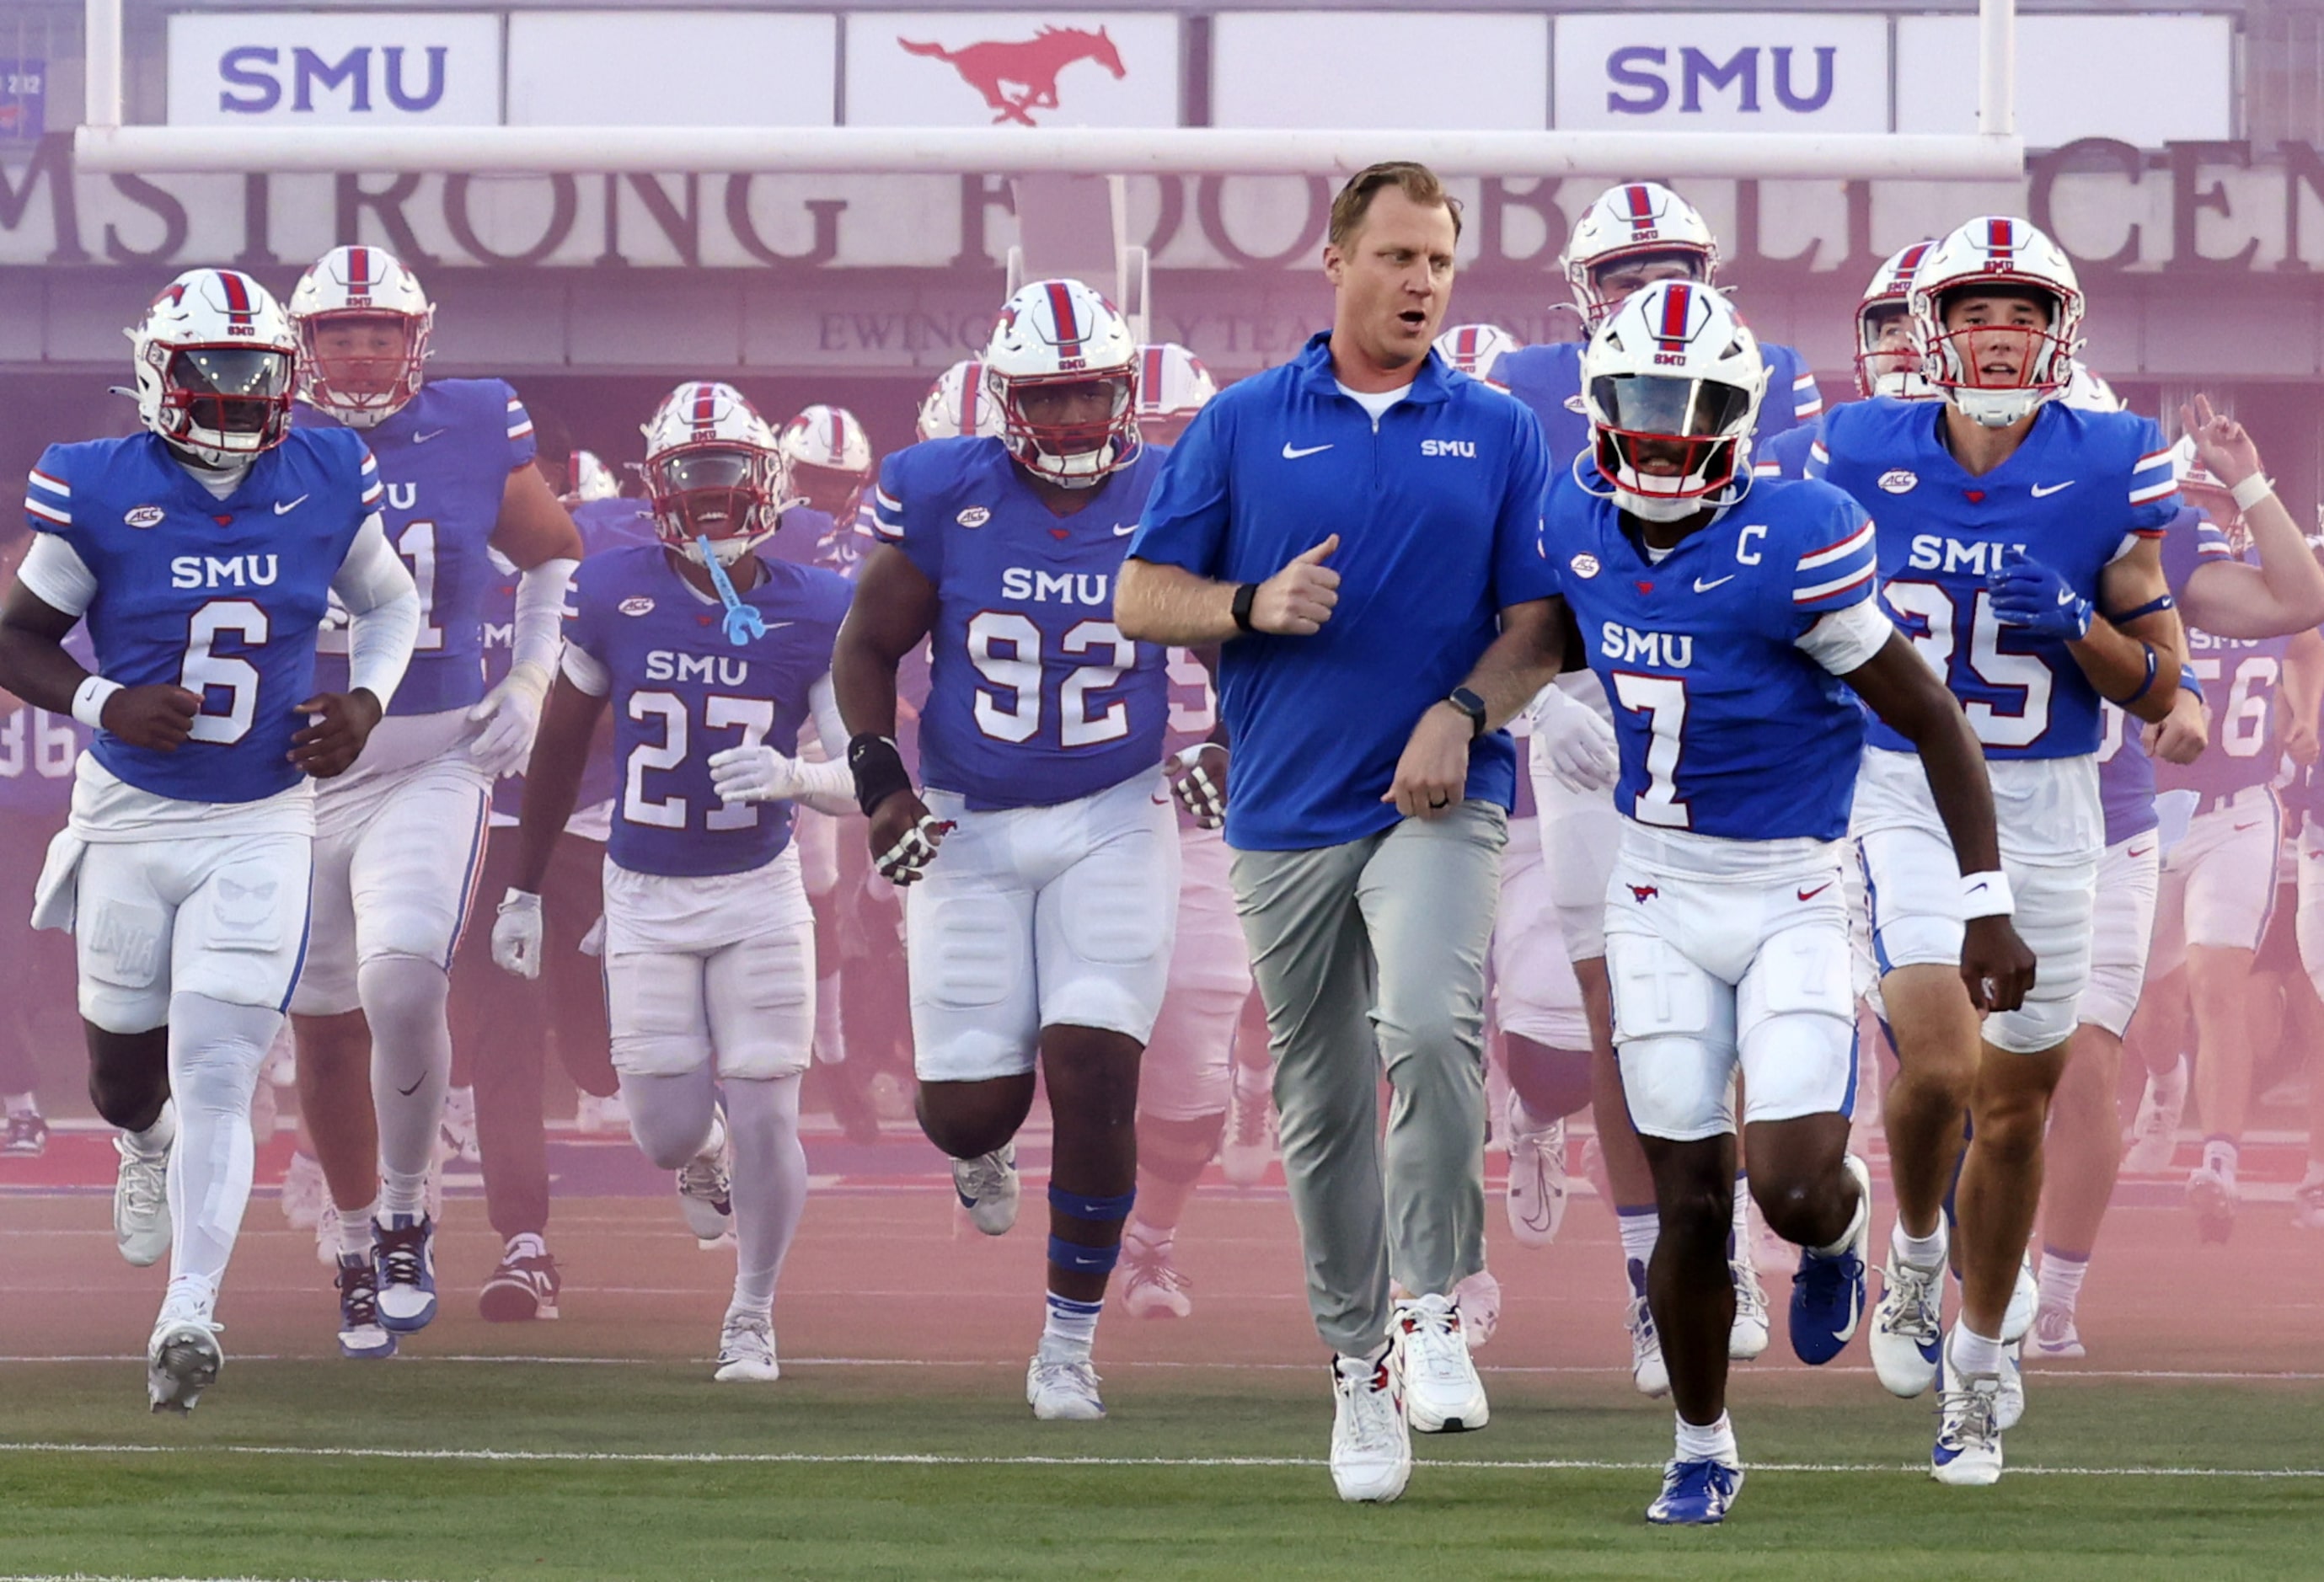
1599,623,1694,669
645,649,750,687
1905,535,2029,578
999,567,1111,607
384,482,420,512
170,553,280,590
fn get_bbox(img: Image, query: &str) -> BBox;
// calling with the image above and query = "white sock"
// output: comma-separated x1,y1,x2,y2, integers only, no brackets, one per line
379,1170,429,1220
1619,1207,1660,1271
1728,1173,1751,1259
814,972,844,1064
1813,1179,1870,1259
1949,1323,2006,1379
126,1100,178,1157
161,996,275,1303
2036,1248,2089,1316
1674,1411,1738,1467
1042,1292,1102,1361
723,1075,808,1315
1893,1218,1946,1272
340,1198,380,1259
2203,1138,2239,1182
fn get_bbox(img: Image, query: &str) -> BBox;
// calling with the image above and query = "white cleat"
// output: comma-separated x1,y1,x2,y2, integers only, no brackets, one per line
2294,1181,2324,1232
1395,1293,1488,1433
951,1143,1020,1237
313,1197,345,1268
280,1149,326,1230
1328,1350,1410,1504
1451,1266,1502,1352
1995,1339,2026,1432
1120,1241,1193,1320
2122,1056,2187,1173
1729,1258,1770,1361
1931,1338,2006,1486
2187,1162,2238,1244
714,1309,779,1382
2001,1253,2038,1344
1870,1245,1946,1399
113,1131,172,1268
1220,1070,1276,1187
1502,1093,1567,1248
677,1123,734,1242
575,1090,629,1135
2028,1305,2086,1360
146,1312,223,1414
438,1085,480,1165
1625,1291,1671,1398
1025,1341,1105,1420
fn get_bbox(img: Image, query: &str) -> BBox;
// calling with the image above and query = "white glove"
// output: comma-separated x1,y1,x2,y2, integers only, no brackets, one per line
491,888,544,980
876,814,954,885
1533,686,1620,793
709,743,800,804
467,662,550,778
1169,743,1228,830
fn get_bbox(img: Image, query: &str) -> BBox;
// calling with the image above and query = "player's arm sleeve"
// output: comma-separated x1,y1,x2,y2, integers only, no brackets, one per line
1791,498,1890,673
783,672,859,816
2124,418,2181,542
24,449,75,540
502,383,540,471
1786,348,1825,423
1491,404,1561,608
333,512,421,709
870,450,944,585
511,558,578,676
558,563,613,697
2155,508,2230,596
1125,399,1231,576
13,532,97,618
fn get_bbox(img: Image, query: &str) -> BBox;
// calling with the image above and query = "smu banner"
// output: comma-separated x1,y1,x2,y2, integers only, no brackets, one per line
1554,12,1889,134
165,11,502,127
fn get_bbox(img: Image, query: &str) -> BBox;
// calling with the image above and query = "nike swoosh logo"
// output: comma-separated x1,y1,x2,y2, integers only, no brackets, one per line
1797,882,1832,901
1694,575,1735,593
2031,481,2075,498
1112,522,1138,537
2058,588,2077,606
1282,443,1333,460
396,1075,426,1098
2127,844,2155,858
2234,820,2262,831
274,495,308,515
412,430,447,444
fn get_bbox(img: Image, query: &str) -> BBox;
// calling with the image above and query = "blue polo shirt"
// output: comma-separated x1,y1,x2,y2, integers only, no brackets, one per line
1128,333,1558,850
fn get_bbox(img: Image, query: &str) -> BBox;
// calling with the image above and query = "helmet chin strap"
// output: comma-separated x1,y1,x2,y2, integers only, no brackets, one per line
696,537,767,648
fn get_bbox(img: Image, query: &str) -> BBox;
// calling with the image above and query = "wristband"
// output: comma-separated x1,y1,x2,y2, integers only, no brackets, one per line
71,674,121,730
846,733,915,819
2179,665,2204,704
2230,473,2275,513
2105,592,2174,625
1230,581,1259,633
1961,869,2015,920
2112,642,2161,708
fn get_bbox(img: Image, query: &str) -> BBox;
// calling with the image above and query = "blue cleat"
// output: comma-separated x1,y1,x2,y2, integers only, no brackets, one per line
1789,1153,1872,1365
1647,1458,1743,1525
373,1213,438,1333
335,1251,396,1359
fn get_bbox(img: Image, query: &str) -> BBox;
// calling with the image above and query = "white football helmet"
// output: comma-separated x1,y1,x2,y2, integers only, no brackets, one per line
1855,240,1939,401
1560,183,1720,329
915,358,1000,442
984,278,1141,487
1432,323,1520,383
565,449,619,504
126,268,298,467
1578,280,1766,522
1133,343,1218,444
778,404,875,519
286,244,434,427
1909,216,2085,430
2059,360,2121,414
639,382,790,566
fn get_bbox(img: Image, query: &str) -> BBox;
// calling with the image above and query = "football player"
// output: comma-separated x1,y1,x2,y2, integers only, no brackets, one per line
0,268,420,1408
834,279,1175,1420
1808,216,2182,1484
1132,343,1218,445
1550,279,2018,1525
1755,241,1939,484
495,382,854,1381
915,357,1004,442
777,404,877,577
1431,323,1520,384
282,245,583,1359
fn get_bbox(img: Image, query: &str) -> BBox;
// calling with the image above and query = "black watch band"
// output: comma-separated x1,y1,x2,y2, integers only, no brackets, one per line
1448,687,1488,740
1230,581,1260,633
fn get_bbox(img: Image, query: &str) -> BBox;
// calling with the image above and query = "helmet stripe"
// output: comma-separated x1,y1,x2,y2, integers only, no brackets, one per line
1657,283,1693,348
827,409,843,456
1143,345,1164,402
217,270,254,329
691,383,717,437
348,246,371,292
963,361,983,428
1044,281,1082,352
1985,217,2014,259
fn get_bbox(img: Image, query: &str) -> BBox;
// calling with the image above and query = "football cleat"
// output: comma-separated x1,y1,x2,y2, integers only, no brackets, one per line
2001,1252,2038,1344
1396,1293,1488,1432
2028,1304,2085,1360
677,1126,735,1242
1789,1155,1872,1365
1729,1256,1771,1360
1328,1350,1410,1504
1025,1340,1104,1420
313,1197,345,1268
2122,1056,2187,1173
478,1234,561,1323
1995,1340,2026,1432
1646,1458,1743,1526
2187,1162,2237,1243
438,1085,480,1165
146,1312,224,1414
574,1090,629,1135
715,1308,779,1383
335,1251,396,1359
1220,1068,1276,1187
951,1143,1020,1237
372,1213,439,1333
113,1130,172,1268
280,1149,326,1229
1625,1287,1671,1398
1870,1241,1946,1398
1119,1240,1192,1320
2,1111,49,1158
2294,1181,2324,1232
1502,1093,1567,1248
1931,1340,2006,1486
1452,1266,1502,1351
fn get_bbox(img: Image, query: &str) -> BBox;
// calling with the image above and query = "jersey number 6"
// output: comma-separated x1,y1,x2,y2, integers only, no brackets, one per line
180,599,268,746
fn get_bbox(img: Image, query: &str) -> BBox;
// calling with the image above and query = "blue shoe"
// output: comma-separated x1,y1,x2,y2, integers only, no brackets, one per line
1647,1458,1743,1525
335,1252,396,1358
1789,1153,1872,1365
373,1213,438,1333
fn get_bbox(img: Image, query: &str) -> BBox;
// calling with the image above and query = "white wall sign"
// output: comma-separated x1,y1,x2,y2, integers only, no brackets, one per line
166,12,502,127
1554,12,1889,134
1212,13,1548,132
506,13,838,129
845,12,1178,128
1895,15,2234,147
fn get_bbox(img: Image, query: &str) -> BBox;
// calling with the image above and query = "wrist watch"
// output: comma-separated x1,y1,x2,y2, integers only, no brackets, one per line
1446,687,1487,740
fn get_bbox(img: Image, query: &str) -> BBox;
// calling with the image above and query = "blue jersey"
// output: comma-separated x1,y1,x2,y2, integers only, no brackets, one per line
1498,338,1823,475
875,437,1170,811
565,544,849,879
25,430,378,804
774,506,870,580
1547,473,1880,842
1130,334,1559,849
1754,414,1826,483
1810,398,2178,761
301,379,537,715
2155,510,2286,809
2096,706,2158,847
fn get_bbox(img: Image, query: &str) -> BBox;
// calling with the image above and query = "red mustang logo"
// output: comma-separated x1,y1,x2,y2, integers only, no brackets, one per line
899,26,1127,126
1628,885,1659,903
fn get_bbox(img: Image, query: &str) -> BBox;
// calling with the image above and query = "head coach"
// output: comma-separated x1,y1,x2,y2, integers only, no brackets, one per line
1114,161,1568,1503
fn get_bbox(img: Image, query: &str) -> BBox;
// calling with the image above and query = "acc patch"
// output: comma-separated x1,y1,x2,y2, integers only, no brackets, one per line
956,506,991,528
1878,468,1918,494
1562,394,1588,414
124,505,165,528
1568,553,1601,579
618,596,656,617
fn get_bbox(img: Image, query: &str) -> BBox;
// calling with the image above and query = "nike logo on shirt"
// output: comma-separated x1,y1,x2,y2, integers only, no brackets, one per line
412,429,447,444
1694,575,1735,593
1282,443,1333,460
1111,522,1138,536
274,495,308,515
2030,481,2076,498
